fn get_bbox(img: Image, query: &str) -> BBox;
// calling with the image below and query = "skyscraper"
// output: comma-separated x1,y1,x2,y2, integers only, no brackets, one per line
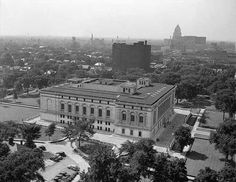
112,41,151,72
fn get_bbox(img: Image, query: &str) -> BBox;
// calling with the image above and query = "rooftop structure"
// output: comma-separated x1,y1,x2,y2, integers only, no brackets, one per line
40,78,176,139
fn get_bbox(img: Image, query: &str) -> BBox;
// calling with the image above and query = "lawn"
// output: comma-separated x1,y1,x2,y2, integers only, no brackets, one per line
3,93,40,107
156,113,187,147
199,110,225,129
0,104,40,122
37,126,65,141
186,138,225,177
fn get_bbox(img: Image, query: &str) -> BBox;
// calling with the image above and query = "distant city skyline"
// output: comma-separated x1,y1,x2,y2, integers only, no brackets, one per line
0,0,235,42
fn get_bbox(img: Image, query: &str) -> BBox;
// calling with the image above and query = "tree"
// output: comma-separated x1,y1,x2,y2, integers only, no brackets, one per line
45,123,56,140
174,126,193,152
159,72,181,85
215,89,236,119
218,166,236,182
86,145,122,182
0,88,7,99
62,118,94,148
0,148,45,182
0,121,20,142
119,139,156,180
21,123,41,149
210,119,236,163
0,142,10,158
166,158,188,182
13,90,18,102
194,167,218,182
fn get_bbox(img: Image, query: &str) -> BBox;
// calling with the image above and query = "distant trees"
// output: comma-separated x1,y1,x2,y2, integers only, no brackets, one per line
45,123,56,140
0,53,14,66
210,119,236,163
21,123,41,149
62,119,94,148
0,148,45,182
174,126,193,152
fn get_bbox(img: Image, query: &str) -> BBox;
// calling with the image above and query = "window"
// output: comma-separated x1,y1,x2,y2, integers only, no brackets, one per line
97,121,99,124
123,88,125,92
108,128,110,132
100,121,102,124
106,110,110,117
122,128,125,134
83,107,86,115
139,115,144,123
122,111,126,120
68,104,72,112
98,108,102,117
130,130,133,135
100,126,102,130
97,126,99,130
99,100,101,103
75,105,79,113
107,101,109,104
140,107,143,110
130,113,135,121
91,107,94,115
61,95,63,98
69,96,71,99
84,98,85,101
61,103,65,110
76,97,78,101
138,131,142,137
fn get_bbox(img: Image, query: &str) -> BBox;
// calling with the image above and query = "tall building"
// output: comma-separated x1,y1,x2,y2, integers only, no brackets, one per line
112,41,151,72
173,25,182,40
40,77,176,139
171,25,206,52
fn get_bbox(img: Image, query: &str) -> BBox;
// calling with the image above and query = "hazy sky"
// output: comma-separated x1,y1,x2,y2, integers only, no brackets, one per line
0,0,235,41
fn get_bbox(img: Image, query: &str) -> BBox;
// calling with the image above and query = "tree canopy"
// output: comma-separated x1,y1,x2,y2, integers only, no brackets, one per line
210,119,236,162
0,148,45,182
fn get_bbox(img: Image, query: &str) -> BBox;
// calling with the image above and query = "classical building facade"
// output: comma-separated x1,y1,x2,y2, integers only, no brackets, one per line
40,78,176,139
171,25,207,52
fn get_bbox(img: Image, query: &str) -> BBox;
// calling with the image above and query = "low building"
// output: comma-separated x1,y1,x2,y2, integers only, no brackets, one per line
40,78,176,139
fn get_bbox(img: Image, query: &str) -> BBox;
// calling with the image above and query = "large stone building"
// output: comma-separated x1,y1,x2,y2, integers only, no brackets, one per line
171,25,206,52
40,78,176,139
112,41,151,72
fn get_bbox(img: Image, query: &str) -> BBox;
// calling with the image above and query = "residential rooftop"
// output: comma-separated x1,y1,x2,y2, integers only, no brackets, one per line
41,78,175,106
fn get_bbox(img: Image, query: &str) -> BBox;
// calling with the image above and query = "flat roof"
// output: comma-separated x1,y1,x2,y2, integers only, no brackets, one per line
186,138,225,177
41,82,175,105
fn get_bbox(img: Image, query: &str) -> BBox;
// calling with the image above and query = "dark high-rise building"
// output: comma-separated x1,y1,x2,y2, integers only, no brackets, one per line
112,41,151,72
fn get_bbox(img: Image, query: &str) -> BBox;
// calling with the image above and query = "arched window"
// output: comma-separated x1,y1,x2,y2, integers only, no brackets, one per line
106,109,110,117
139,114,144,123
130,113,135,122
122,111,126,121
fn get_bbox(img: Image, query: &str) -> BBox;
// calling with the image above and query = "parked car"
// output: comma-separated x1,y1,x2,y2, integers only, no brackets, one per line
67,165,80,172
56,151,66,157
38,145,46,151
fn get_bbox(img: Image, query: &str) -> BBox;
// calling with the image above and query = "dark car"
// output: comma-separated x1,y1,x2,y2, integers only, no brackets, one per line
56,152,66,157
